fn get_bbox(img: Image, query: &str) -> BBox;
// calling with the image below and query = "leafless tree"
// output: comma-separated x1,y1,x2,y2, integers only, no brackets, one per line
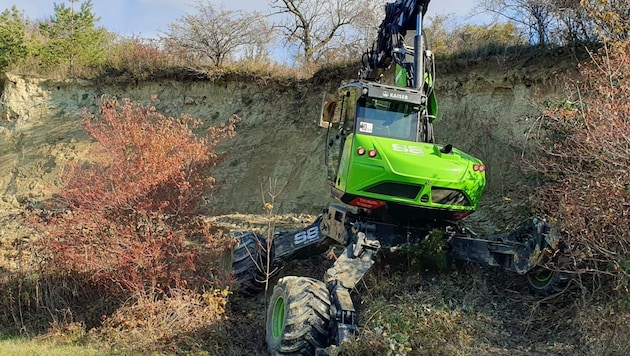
550,0,594,44
346,0,385,61
478,0,629,45
478,0,556,45
163,1,272,67
269,0,375,65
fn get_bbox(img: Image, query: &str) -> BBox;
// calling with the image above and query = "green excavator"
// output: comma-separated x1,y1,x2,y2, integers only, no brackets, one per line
229,1,569,354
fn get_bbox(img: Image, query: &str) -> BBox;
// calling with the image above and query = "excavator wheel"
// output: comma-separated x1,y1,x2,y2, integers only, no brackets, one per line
266,276,331,355
230,231,268,296
526,266,571,297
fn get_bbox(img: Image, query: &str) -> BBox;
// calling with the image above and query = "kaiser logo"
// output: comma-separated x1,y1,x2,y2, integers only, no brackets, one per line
382,91,408,100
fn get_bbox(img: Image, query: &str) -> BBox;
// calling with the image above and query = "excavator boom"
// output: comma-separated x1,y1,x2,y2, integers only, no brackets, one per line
361,0,431,89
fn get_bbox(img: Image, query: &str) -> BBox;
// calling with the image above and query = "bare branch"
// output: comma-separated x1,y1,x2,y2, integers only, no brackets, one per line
268,0,371,65
163,1,273,67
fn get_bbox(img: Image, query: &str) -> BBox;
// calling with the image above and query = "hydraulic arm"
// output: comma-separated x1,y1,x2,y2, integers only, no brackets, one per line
361,0,431,89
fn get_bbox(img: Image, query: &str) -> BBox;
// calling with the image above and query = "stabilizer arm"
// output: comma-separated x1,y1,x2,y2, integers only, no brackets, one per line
448,217,558,275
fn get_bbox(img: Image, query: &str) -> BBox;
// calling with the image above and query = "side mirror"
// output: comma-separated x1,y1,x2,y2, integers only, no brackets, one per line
318,92,337,128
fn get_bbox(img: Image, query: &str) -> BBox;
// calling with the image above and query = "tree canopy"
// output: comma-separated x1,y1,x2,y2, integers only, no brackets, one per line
269,0,374,65
37,0,107,70
0,0,627,75
0,6,28,69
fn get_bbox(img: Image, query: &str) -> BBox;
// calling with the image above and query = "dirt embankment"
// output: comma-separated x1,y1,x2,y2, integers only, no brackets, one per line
0,52,578,275
0,54,573,218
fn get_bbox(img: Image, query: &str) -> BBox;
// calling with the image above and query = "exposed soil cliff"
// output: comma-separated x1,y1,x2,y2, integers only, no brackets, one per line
0,52,575,221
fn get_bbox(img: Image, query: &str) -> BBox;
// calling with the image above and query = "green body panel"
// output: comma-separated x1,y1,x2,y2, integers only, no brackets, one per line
335,133,485,213
395,64,407,87
323,80,486,220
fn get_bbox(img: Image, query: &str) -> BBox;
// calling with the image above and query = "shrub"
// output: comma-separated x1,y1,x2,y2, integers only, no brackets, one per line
530,41,630,289
30,97,237,300
104,38,181,79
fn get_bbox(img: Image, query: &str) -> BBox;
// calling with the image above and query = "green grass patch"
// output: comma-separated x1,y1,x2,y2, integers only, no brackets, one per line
0,333,102,356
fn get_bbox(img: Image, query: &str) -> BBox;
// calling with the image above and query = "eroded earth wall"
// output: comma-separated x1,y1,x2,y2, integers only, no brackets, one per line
0,54,574,216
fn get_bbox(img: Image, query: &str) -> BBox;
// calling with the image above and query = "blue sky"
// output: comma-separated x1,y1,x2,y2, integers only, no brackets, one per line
0,0,489,38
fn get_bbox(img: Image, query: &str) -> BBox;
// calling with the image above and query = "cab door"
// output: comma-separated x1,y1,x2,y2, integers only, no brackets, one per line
319,87,357,188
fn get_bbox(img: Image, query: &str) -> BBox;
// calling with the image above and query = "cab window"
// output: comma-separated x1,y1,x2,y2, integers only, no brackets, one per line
355,98,419,141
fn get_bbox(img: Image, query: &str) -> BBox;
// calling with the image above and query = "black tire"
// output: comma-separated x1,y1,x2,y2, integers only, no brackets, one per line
266,276,331,355
231,231,268,296
526,266,571,297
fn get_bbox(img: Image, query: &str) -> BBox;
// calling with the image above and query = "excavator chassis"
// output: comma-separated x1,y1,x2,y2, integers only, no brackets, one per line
231,0,567,350
232,204,562,354
269,204,558,276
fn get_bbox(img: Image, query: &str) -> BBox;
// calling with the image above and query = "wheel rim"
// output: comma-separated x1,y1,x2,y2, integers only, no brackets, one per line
533,268,553,283
220,248,234,275
271,296,285,339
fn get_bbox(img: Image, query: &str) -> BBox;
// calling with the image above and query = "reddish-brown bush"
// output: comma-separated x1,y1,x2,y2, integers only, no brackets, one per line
531,41,630,287
32,97,237,298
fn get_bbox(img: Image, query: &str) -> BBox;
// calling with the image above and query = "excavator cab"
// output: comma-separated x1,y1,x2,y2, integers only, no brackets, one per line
320,80,487,223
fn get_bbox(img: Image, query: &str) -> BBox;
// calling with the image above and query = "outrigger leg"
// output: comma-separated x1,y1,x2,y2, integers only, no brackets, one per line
324,223,381,344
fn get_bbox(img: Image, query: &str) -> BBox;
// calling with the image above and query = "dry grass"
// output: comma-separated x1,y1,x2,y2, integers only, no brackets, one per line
89,289,229,354
331,257,629,355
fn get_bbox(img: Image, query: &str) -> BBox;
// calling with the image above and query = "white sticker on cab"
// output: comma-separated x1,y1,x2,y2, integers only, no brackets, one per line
359,121,373,134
